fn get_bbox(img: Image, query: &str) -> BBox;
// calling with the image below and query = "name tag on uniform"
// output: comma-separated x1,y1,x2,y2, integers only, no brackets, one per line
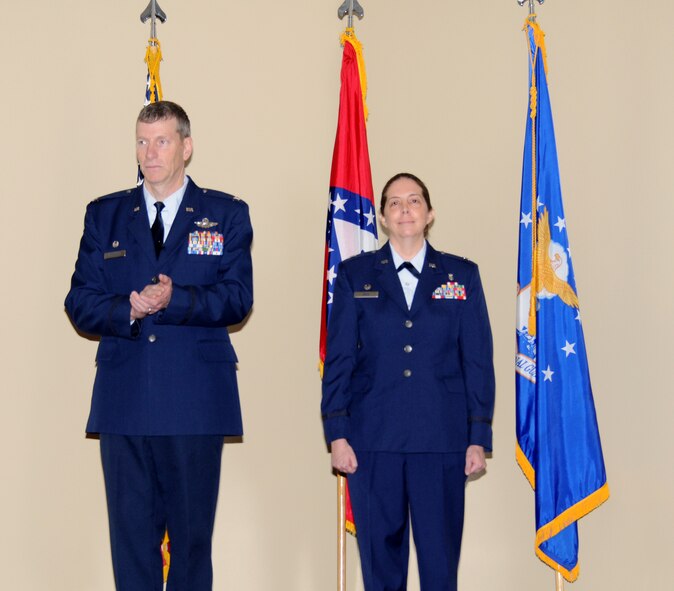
354,291,379,298
104,250,126,260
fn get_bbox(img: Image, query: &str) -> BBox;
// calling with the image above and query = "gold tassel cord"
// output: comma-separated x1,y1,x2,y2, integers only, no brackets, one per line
341,28,368,122
524,20,540,337
526,16,549,77
145,38,163,103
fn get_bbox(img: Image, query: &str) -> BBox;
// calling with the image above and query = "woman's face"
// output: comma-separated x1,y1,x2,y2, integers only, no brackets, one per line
380,177,434,242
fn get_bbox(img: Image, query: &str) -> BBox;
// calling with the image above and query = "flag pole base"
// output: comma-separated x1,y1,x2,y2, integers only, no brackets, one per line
338,474,346,591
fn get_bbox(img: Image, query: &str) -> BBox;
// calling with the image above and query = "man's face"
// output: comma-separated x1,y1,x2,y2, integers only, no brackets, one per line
136,117,193,199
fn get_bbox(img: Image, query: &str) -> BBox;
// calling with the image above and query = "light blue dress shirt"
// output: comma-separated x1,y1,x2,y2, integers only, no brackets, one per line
143,175,190,240
390,241,427,309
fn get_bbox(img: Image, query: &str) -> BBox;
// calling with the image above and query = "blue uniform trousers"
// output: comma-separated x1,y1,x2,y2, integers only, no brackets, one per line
100,435,224,591
348,452,466,591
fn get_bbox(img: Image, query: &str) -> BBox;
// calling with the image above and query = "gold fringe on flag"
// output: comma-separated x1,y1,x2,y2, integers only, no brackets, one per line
161,531,170,581
340,28,368,121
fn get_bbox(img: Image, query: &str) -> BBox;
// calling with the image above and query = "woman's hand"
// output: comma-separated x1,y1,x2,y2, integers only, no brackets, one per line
331,438,358,474
465,444,486,476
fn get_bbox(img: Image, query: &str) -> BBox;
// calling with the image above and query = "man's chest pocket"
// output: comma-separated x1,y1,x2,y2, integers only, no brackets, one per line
173,252,222,285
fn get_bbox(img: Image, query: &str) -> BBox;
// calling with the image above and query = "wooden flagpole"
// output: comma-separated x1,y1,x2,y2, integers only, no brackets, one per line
338,474,347,591
555,571,564,591
334,4,366,591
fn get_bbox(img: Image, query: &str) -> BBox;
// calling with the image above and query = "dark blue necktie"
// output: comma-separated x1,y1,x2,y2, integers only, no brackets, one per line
397,261,420,279
151,202,165,259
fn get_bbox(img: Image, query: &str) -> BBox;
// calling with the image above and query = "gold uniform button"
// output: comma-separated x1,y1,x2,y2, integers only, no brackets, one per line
403,345,413,354
404,320,413,328
403,369,412,378
148,334,157,343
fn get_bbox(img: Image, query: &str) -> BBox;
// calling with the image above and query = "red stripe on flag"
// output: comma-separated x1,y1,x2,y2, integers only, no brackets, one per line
321,33,376,537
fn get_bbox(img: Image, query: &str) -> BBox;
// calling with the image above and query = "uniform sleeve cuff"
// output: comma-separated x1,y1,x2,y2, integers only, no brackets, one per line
109,296,140,339
469,420,493,451
156,285,194,325
323,415,351,444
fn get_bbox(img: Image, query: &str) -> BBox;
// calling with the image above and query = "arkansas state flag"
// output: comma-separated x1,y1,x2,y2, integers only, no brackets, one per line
320,29,377,535
516,16,609,582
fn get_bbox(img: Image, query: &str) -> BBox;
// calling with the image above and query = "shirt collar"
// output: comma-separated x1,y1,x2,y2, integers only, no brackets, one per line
390,241,427,274
143,175,189,219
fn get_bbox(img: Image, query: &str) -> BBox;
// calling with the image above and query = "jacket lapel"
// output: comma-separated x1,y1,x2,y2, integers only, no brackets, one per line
409,243,446,317
160,178,200,262
127,187,157,265
374,242,409,314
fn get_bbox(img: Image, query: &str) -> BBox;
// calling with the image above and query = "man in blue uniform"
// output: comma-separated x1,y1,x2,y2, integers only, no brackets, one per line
65,101,253,591
322,173,494,591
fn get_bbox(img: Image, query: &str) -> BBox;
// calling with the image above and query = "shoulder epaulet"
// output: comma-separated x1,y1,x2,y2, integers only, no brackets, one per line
344,249,377,264
90,187,137,205
199,188,243,203
438,251,477,266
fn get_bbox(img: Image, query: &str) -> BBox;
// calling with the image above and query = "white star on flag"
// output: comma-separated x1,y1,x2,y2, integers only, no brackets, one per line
520,212,532,228
554,216,566,232
543,366,554,382
561,341,577,357
326,265,337,284
332,194,348,213
537,196,544,210
364,209,375,226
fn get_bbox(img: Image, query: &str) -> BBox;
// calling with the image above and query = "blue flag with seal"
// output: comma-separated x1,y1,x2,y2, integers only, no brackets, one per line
516,16,609,582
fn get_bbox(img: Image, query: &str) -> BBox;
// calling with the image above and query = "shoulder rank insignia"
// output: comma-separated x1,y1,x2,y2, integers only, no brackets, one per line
195,217,218,229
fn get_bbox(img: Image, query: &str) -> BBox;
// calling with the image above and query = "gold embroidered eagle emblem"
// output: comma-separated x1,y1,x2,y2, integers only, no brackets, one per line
526,208,579,336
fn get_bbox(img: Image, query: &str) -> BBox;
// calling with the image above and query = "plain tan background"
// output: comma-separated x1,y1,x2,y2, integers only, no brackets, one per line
1,1,672,589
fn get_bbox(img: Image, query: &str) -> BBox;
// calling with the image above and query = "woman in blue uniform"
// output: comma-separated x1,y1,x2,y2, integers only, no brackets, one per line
321,172,495,591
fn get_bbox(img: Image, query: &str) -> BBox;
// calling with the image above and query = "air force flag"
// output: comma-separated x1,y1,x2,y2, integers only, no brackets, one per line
516,16,609,582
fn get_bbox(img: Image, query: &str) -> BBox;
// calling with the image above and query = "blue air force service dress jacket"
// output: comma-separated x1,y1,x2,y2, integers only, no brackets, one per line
321,242,495,453
65,178,253,436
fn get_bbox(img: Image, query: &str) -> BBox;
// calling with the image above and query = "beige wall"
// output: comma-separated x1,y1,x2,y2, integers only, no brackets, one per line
1,1,672,589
